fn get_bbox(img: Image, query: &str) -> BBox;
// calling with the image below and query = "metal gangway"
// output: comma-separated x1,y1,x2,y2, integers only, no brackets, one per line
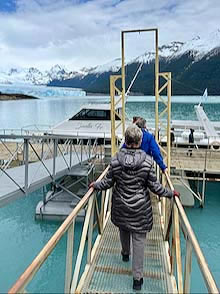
0,133,101,207
8,167,219,293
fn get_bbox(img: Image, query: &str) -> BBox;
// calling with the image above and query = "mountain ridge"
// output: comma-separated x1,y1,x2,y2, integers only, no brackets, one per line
1,29,220,95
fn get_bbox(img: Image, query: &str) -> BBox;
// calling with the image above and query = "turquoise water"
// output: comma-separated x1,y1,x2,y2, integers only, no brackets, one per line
1,94,220,129
184,181,220,293
0,188,93,293
0,92,220,292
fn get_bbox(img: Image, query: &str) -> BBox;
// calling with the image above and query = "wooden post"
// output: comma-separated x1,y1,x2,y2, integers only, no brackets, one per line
70,195,94,293
64,219,75,293
184,237,192,294
174,204,183,293
87,198,95,264
171,211,176,276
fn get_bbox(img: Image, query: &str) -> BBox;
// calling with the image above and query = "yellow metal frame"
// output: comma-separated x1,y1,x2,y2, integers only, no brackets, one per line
120,28,171,172
110,75,124,156
156,72,172,174
110,28,160,158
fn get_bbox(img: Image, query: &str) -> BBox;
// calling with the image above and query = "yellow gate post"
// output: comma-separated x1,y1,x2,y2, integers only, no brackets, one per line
110,75,125,156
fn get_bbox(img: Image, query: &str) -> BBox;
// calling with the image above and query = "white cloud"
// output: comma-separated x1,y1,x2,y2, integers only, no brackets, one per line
0,0,219,70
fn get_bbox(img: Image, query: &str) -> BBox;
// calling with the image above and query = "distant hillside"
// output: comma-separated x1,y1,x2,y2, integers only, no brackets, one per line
1,29,220,95
49,50,220,95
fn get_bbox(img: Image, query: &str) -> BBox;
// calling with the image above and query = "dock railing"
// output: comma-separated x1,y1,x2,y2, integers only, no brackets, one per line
164,171,219,294
0,134,100,196
8,166,111,294
8,167,219,294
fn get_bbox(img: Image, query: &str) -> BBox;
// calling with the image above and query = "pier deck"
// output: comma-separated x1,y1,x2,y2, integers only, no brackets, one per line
171,148,220,175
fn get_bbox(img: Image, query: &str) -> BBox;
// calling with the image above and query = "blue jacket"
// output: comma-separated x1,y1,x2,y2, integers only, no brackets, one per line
123,129,167,171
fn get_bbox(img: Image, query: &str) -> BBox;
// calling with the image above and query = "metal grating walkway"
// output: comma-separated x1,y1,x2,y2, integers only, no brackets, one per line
81,196,174,293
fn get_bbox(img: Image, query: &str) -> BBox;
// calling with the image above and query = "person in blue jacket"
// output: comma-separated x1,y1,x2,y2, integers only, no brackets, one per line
123,117,167,172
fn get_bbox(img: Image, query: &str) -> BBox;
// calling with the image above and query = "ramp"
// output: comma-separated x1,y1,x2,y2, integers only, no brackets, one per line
81,196,174,293
0,153,88,207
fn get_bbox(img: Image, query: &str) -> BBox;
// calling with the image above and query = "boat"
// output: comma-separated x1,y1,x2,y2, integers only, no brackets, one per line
52,103,124,143
51,63,145,142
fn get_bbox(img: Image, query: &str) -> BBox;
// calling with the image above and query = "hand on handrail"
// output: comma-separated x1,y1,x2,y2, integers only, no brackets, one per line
89,181,95,189
163,170,180,200
173,190,180,198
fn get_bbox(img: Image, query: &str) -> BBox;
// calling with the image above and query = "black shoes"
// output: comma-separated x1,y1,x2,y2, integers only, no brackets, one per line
121,254,144,290
122,253,129,262
133,278,143,291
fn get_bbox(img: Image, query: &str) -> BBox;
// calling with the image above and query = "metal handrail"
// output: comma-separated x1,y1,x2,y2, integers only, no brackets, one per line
164,171,219,294
7,166,219,293
8,166,109,294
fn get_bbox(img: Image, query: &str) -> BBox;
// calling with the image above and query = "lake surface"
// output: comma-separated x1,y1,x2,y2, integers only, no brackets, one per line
1,93,220,130
0,86,220,292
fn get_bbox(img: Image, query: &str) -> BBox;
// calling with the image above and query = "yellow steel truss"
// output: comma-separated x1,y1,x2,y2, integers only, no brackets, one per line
110,29,171,175
110,75,125,156
156,72,172,174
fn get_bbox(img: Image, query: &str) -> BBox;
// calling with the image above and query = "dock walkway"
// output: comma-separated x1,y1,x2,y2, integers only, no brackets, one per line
171,148,220,175
81,197,173,293
0,153,88,207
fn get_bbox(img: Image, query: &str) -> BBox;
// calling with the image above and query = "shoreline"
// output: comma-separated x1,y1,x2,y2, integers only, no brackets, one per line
0,92,38,101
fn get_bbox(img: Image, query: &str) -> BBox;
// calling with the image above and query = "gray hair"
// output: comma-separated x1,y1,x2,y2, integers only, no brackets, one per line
125,124,143,146
135,117,146,129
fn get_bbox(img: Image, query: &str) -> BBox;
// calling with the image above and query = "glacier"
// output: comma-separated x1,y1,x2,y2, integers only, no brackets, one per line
0,84,86,98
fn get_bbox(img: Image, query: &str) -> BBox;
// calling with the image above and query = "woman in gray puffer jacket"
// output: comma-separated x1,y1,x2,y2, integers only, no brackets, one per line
90,124,179,291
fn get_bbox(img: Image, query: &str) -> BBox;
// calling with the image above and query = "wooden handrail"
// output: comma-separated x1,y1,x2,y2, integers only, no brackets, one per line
164,171,219,294
8,166,109,294
8,167,219,294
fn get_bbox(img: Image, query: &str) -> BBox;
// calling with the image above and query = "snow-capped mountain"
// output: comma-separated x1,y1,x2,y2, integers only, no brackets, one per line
0,64,79,85
0,29,220,86
131,29,220,64
87,58,122,75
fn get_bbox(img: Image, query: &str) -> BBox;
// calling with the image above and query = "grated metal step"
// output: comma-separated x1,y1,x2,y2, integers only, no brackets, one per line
81,196,173,293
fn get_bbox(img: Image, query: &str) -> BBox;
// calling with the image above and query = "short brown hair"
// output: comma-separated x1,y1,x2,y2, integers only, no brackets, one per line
135,117,146,129
133,116,141,123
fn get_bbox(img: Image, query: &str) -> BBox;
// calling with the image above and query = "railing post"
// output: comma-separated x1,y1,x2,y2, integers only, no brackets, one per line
64,219,75,294
184,237,192,294
171,214,176,276
201,171,206,207
80,140,83,164
100,190,105,233
24,139,29,193
70,140,73,168
53,139,57,178
87,196,95,263
70,194,94,293
173,203,183,293
89,139,91,160
41,141,44,159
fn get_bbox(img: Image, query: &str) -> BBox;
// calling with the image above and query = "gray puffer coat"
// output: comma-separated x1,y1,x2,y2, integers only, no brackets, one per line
94,148,173,233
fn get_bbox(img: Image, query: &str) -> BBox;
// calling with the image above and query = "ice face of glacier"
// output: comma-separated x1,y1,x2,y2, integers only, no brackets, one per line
0,84,86,98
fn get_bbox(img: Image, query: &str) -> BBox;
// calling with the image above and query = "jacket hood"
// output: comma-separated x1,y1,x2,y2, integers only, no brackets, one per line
117,148,146,170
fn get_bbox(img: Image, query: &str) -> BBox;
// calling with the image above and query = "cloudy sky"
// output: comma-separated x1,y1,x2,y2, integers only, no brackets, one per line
0,0,219,70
